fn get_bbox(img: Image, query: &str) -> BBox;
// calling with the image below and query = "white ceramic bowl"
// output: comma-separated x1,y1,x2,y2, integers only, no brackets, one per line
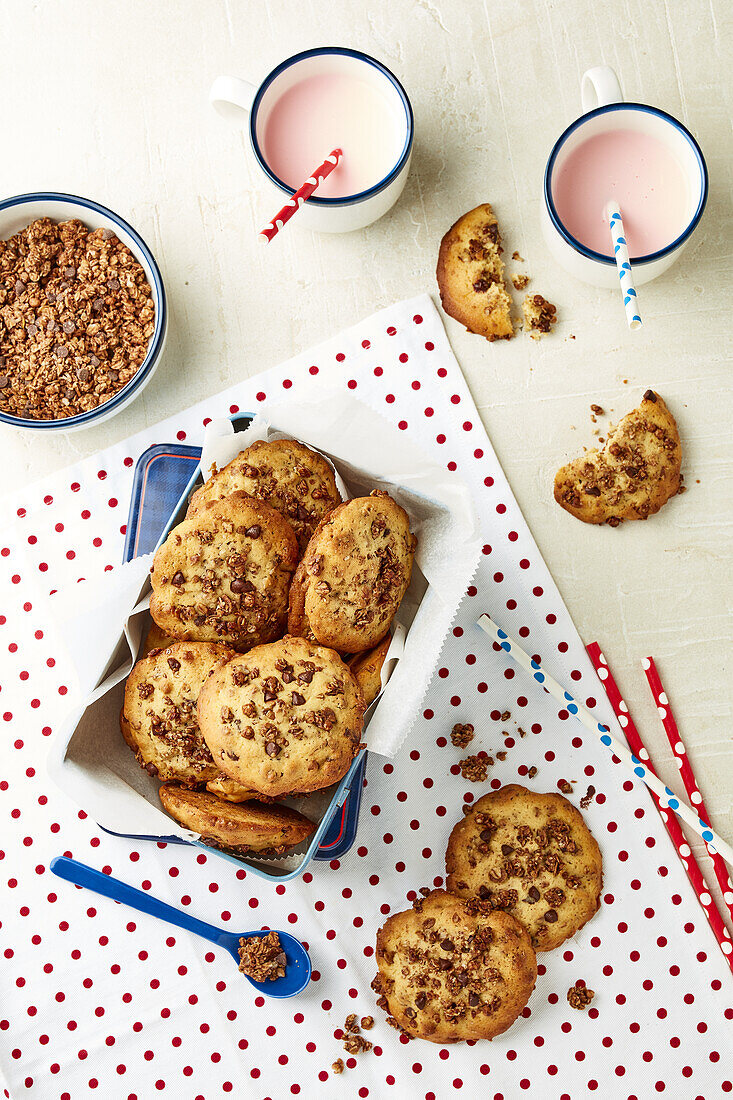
0,193,167,432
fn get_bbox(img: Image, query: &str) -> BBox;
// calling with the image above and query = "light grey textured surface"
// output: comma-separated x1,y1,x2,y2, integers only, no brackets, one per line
1,0,731,922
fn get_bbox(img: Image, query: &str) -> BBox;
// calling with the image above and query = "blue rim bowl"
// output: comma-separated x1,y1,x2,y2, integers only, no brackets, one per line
0,192,167,432
544,102,708,266
249,47,414,207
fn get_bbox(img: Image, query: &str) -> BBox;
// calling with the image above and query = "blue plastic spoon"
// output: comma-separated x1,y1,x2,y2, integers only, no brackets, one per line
50,856,311,998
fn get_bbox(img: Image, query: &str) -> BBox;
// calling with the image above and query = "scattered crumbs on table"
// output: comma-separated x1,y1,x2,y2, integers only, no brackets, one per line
580,784,596,809
342,1012,373,1055
568,333,576,340
568,982,595,1010
558,779,574,794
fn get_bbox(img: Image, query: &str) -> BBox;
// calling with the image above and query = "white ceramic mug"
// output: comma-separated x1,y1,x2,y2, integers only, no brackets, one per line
541,66,708,287
210,47,414,234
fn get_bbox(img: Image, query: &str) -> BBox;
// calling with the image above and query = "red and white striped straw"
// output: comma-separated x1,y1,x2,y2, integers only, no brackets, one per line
642,655,733,929
259,148,343,243
587,643,733,974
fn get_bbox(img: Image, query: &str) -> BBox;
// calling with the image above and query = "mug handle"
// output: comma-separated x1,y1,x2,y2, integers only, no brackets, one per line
581,66,624,111
209,74,258,123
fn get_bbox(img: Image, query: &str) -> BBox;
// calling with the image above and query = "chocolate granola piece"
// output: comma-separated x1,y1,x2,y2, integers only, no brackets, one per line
237,930,287,982
450,722,475,748
459,754,490,783
567,981,595,1010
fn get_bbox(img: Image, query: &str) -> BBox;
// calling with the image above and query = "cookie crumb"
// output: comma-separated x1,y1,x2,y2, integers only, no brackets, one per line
511,273,530,290
590,404,604,415
459,754,490,782
332,1058,345,1074
512,251,524,262
500,711,511,722
517,727,527,738
523,293,557,336
496,750,507,762
558,779,574,794
567,982,595,1010
451,722,475,748
361,1016,374,1030
579,785,596,809
527,765,538,779
238,930,287,982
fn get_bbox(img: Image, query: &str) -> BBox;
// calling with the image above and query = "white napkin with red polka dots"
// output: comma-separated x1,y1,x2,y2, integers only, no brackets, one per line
1,295,729,1100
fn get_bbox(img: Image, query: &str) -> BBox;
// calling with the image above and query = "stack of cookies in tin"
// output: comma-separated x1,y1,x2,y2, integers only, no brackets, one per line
120,438,417,860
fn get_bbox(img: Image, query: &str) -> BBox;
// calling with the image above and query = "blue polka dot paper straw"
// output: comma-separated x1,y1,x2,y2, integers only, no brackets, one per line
476,614,733,869
606,201,642,331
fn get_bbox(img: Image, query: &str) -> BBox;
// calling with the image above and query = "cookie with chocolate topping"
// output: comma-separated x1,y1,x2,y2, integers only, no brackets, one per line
288,491,416,654
197,635,366,797
187,438,341,554
158,785,315,855
150,491,299,651
445,785,603,951
554,390,681,526
372,889,536,1043
121,641,237,785
436,203,515,341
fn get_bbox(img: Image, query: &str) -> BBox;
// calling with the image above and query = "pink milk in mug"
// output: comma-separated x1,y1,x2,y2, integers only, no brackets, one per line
210,48,414,233
542,67,708,287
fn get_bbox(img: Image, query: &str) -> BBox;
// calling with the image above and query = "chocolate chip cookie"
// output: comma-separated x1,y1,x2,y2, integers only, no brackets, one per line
436,203,515,341
187,439,341,554
205,772,276,804
288,491,416,654
348,633,392,706
158,785,315,855
372,889,537,1043
150,491,299,651
121,641,237,785
554,390,681,526
445,785,603,951
197,635,366,798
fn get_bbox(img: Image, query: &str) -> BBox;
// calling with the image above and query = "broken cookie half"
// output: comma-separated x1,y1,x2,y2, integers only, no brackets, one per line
554,389,682,526
436,203,514,341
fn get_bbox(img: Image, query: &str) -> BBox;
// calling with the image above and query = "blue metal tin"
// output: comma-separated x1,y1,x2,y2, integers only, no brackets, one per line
121,430,366,877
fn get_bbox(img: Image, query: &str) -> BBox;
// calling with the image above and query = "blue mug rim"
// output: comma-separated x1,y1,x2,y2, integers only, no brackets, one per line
0,191,167,431
544,102,708,266
249,47,414,207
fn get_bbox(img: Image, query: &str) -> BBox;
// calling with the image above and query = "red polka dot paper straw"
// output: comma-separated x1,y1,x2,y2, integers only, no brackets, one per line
642,655,733,930
259,148,343,243
588,643,733,975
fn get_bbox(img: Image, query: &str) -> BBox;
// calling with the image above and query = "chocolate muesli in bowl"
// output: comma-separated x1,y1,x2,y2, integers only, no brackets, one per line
0,192,166,431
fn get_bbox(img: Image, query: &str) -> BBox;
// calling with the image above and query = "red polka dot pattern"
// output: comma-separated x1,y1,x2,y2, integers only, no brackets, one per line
0,301,728,1097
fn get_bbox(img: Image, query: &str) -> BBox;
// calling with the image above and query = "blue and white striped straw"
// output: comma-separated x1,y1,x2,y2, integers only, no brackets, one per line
606,201,642,330
477,614,733,869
